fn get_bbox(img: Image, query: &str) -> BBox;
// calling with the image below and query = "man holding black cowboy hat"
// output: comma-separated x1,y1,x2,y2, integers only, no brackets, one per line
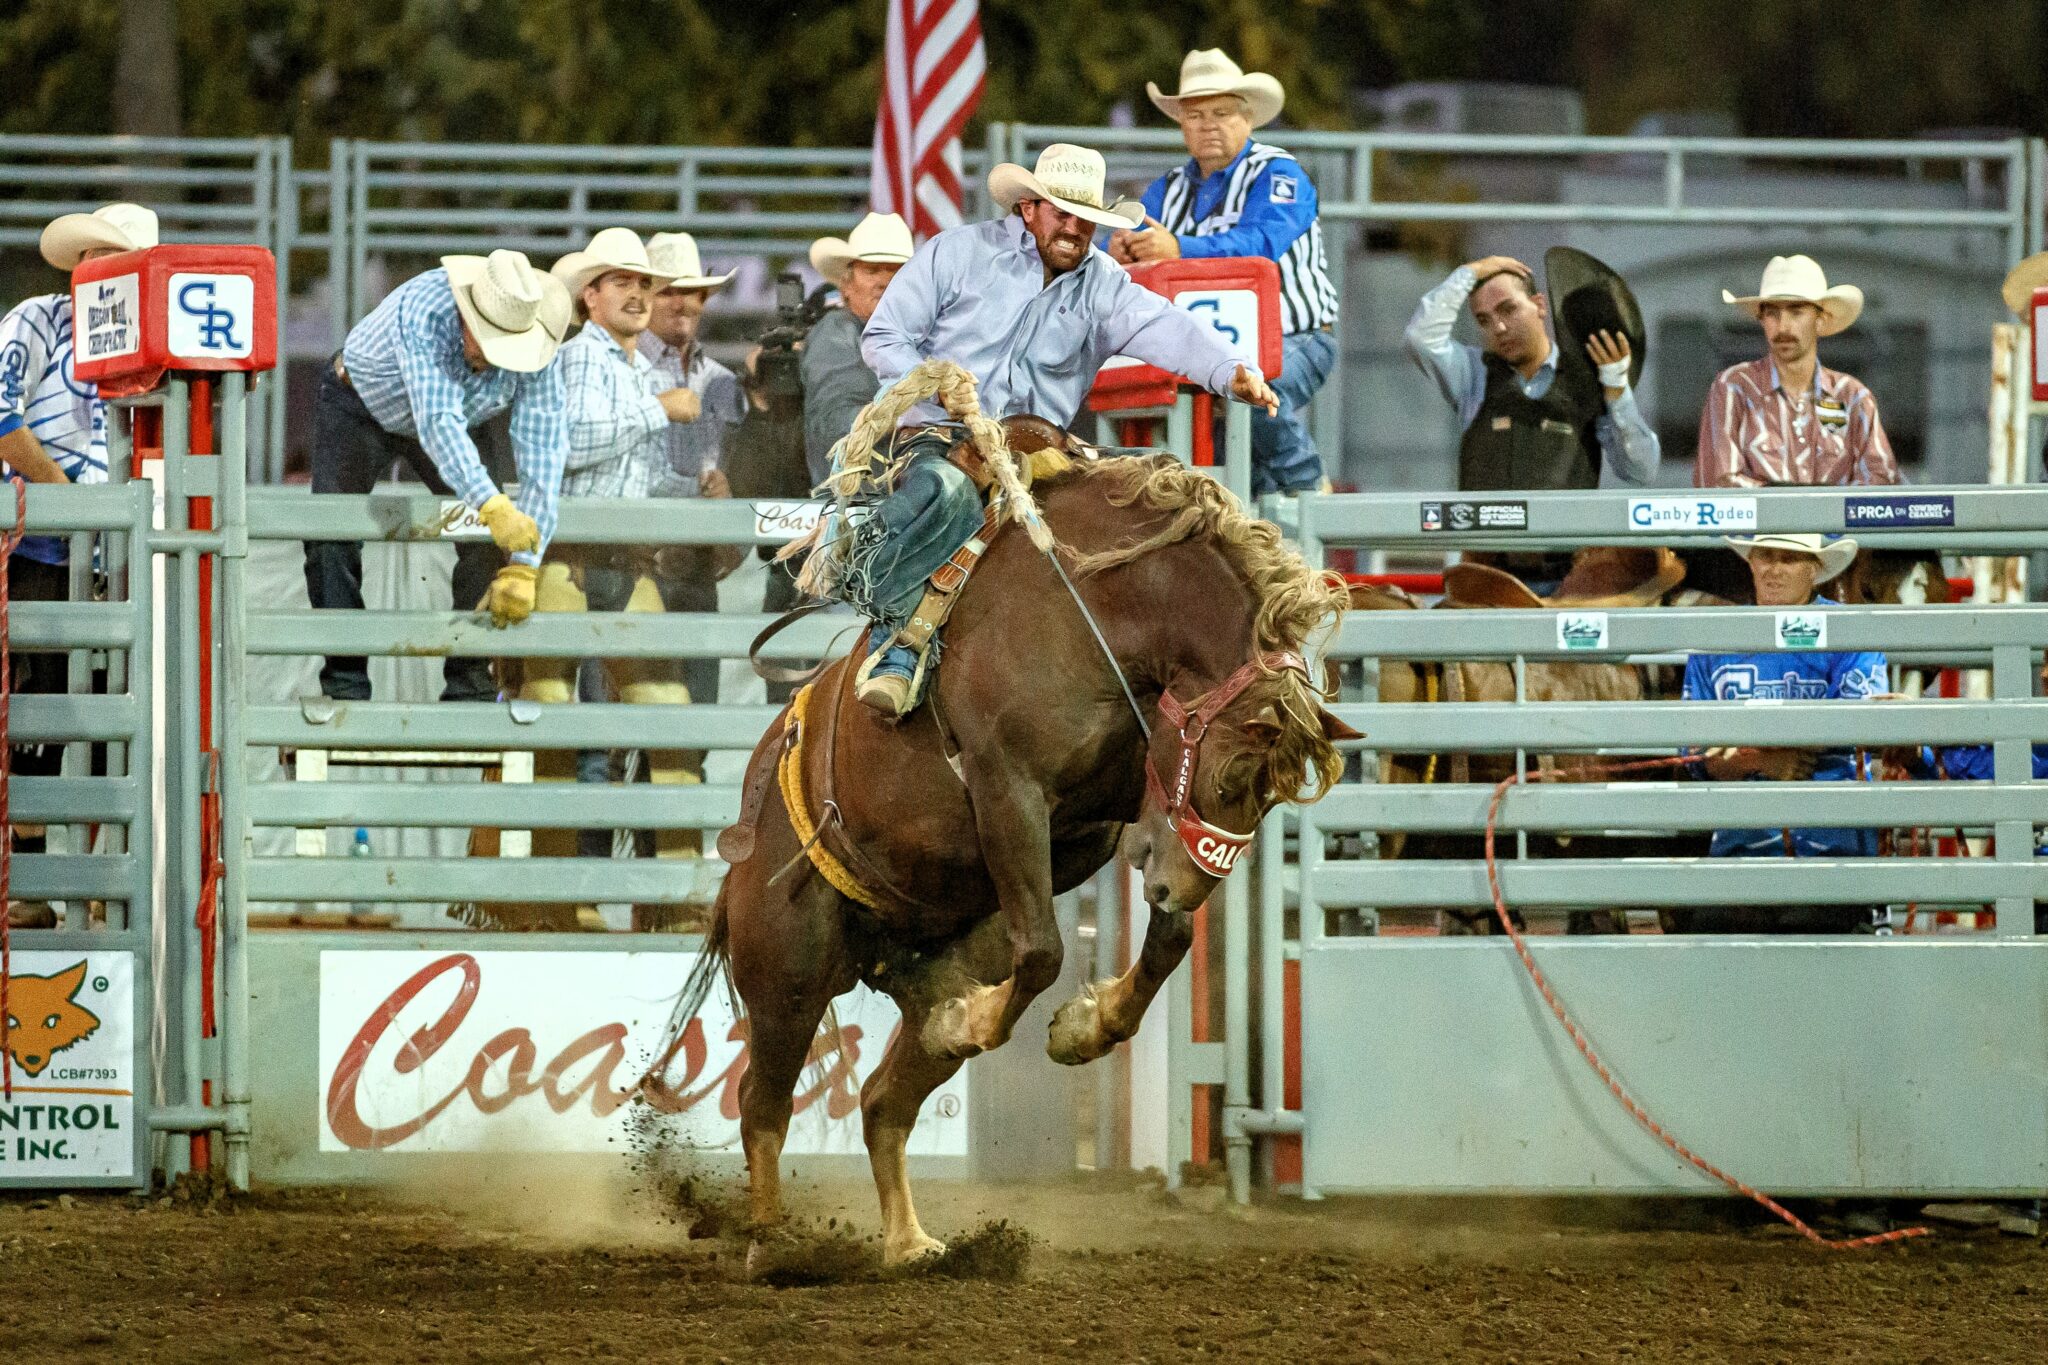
1404,248,1659,585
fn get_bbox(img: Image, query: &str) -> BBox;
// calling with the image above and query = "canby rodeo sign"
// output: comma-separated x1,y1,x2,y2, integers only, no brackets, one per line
317,951,967,1156
0,953,136,1180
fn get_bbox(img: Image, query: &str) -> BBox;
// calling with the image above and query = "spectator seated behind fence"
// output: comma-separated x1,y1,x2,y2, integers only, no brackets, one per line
1677,532,1889,934
1110,48,1340,495
802,212,913,488
1695,255,1900,489
302,248,568,703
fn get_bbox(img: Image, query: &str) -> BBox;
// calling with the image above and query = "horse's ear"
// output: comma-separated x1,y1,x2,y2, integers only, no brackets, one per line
1241,702,1284,746
1319,707,1364,742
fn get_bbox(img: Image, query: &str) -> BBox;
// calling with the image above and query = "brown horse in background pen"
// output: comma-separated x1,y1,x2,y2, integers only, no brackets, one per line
660,453,1356,1265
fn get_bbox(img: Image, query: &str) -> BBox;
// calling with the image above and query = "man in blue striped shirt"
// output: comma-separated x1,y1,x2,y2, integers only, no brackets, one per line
1111,50,1341,494
302,249,569,703
1,204,158,825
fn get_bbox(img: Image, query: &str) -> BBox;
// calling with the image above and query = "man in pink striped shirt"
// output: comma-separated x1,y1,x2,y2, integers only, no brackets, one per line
1695,255,1900,488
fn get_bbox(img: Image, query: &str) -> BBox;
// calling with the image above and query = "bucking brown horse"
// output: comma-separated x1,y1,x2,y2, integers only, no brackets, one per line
667,455,1354,1265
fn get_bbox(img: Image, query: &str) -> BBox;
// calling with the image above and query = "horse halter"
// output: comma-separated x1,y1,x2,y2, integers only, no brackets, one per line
1144,651,1308,879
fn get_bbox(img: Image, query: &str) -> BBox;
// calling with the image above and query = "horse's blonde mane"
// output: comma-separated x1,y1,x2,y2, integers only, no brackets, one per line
1070,455,1349,802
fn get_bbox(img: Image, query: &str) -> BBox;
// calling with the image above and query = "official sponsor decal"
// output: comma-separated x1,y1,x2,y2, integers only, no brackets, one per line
1775,610,1827,650
1420,499,1527,532
317,951,966,1155
1556,611,1609,652
1,953,135,1180
433,499,491,539
1627,495,1757,532
1843,494,1955,529
78,274,140,362
167,273,255,360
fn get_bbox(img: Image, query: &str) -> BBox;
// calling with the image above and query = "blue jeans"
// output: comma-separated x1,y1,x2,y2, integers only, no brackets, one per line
1229,328,1337,494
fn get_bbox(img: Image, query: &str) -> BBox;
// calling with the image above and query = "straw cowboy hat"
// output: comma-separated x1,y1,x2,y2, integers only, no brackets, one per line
1999,250,2048,316
441,249,561,373
809,212,914,285
645,232,732,290
1146,49,1285,129
1722,255,1863,336
549,228,679,298
1726,532,1859,584
987,144,1143,230
40,202,159,270
534,272,575,347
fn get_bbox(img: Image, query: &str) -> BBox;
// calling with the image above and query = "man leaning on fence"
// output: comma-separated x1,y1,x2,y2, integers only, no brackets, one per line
302,248,569,704
0,203,156,928
1695,256,1900,488
1675,533,1890,934
1110,49,1340,495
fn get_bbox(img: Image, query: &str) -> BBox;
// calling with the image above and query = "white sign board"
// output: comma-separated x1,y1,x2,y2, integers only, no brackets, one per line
0,952,135,1179
317,950,966,1156
1626,495,1758,533
434,499,491,539
77,274,141,363
166,273,256,361
1099,287,1261,372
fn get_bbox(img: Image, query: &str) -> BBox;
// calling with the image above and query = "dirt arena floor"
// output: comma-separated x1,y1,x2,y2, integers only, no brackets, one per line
2,1168,2042,1364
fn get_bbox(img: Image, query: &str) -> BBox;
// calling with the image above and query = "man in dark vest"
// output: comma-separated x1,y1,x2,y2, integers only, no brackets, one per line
1405,254,1659,493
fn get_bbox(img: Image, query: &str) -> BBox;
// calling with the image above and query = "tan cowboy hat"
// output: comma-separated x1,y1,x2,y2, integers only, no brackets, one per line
1147,49,1285,129
40,202,159,270
1722,255,1863,336
987,144,1144,230
441,249,560,373
809,212,914,285
549,228,679,298
645,232,732,290
2000,250,2048,316
1725,532,1859,584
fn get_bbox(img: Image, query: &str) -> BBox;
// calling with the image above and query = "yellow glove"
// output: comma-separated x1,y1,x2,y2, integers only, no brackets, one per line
482,563,538,628
477,493,540,554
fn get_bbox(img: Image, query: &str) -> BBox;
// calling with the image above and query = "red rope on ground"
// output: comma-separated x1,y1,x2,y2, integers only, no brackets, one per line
1481,750,1931,1250
2,475,25,1102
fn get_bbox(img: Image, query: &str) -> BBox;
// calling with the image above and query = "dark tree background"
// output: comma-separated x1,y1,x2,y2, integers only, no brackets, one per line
7,0,2044,149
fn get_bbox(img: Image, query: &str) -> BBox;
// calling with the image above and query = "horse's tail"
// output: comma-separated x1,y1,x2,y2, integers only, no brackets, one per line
656,890,739,1074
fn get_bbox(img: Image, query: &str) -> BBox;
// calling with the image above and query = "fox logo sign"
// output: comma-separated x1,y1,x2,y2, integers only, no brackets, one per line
3,961,102,1076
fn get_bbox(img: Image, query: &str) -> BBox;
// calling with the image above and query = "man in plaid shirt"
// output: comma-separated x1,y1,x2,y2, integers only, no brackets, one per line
302,248,569,703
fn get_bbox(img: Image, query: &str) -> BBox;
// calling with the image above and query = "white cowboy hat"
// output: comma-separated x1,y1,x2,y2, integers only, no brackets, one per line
809,212,914,285
441,249,560,373
1999,250,2048,316
549,228,679,298
534,272,575,347
1722,255,1864,336
1146,49,1285,129
40,202,159,270
645,232,732,290
987,144,1144,230
1725,532,1859,584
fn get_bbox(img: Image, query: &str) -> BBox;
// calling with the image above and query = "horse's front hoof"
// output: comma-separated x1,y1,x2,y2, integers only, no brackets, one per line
1046,992,1112,1066
884,1231,947,1267
921,996,984,1060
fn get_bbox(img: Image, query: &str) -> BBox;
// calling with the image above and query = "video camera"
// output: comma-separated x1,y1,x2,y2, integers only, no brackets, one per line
753,268,831,403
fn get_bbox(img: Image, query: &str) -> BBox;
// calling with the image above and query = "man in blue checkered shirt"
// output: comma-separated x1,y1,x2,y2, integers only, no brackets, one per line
301,249,569,703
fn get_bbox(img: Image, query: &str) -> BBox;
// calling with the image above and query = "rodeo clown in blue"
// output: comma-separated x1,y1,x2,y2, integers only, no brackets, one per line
850,144,1279,716
1680,532,1892,932
1108,49,1342,495
0,204,158,789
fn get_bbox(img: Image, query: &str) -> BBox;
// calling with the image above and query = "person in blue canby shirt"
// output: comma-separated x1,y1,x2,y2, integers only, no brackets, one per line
1109,49,1340,496
1677,532,1890,933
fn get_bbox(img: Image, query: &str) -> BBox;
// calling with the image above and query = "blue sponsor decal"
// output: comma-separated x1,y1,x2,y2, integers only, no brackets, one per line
1843,494,1954,529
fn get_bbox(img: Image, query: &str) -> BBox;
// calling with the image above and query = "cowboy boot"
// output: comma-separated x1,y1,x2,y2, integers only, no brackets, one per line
853,621,919,716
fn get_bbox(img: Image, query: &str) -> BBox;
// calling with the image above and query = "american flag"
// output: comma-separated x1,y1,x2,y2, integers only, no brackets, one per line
871,0,987,242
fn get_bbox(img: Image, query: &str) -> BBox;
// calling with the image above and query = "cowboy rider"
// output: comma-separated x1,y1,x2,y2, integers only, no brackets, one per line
1110,48,1340,495
851,143,1280,716
1696,255,1900,488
